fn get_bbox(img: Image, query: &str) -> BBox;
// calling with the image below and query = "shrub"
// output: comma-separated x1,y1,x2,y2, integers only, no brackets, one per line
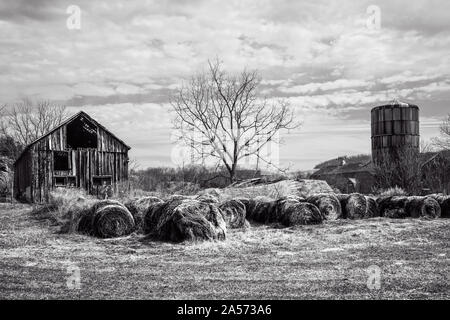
378,187,407,198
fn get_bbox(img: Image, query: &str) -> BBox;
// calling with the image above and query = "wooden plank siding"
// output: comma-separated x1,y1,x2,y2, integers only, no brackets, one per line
13,112,129,203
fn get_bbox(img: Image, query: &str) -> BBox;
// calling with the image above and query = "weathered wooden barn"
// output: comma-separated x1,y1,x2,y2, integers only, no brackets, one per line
14,111,130,203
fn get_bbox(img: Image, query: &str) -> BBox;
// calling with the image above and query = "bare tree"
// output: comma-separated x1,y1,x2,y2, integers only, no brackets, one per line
0,99,66,148
373,148,423,194
432,114,450,150
373,141,450,194
171,60,299,183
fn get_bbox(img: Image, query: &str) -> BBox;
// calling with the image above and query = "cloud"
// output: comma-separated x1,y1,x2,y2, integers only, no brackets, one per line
279,79,372,95
0,0,449,169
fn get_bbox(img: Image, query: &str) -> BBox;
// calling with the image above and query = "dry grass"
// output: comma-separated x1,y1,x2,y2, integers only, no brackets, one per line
31,188,97,234
379,187,407,197
0,203,449,299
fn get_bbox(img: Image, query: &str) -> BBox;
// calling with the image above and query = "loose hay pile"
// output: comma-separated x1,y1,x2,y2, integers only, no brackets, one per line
144,199,227,242
218,199,249,229
306,193,342,220
78,200,135,238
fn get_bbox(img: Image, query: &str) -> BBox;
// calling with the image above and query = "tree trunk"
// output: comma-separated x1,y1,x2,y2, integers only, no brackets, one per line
228,166,236,184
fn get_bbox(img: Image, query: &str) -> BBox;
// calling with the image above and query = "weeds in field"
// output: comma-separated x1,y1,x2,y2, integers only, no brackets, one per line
378,187,407,197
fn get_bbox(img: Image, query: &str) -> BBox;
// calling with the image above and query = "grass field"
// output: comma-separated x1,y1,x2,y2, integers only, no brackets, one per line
0,203,448,299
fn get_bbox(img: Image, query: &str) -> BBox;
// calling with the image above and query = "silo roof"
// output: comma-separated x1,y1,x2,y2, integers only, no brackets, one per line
371,100,419,112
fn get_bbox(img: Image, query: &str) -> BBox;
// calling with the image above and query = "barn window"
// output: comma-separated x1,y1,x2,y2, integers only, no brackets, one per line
67,115,98,149
67,176,76,187
93,176,112,186
54,177,66,187
54,151,69,171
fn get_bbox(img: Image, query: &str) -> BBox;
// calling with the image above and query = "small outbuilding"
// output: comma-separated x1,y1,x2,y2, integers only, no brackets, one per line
14,111,130,203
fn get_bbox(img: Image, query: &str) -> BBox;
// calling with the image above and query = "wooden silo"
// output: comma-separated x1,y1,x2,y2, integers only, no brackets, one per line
13,111,130,203
371,101,420,164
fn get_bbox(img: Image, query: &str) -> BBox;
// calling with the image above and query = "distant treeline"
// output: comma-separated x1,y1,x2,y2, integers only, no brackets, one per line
129,165,265,193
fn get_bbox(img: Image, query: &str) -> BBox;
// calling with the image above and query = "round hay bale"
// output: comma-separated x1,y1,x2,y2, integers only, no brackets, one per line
421,197,441,218
154,199,226,242
378,196,408,218
235,197,258,219
336,194,350,218
197,188,223,199
124,196,163,233
277,195,306,203
439,196,450,218
247,196,276,223
236,197,251,210
405,196,441,219
279,202,323,226
344,193,367,219
166,194,194,201
92,199,126,212
195,193,219,204
77,199,127,236
271,197,303,223
365,196,380,218
143,199,181,234
92,204,135,238
405,196,424,218
219,199,249,229
428,195,450,218
306,193,342,220
135,196,164,207
76,210,95,235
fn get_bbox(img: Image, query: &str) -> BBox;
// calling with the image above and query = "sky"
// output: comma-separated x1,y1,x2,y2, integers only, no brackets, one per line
0,0,449,170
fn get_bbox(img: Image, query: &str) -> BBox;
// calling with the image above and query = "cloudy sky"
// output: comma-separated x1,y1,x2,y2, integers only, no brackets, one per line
0,0,449,170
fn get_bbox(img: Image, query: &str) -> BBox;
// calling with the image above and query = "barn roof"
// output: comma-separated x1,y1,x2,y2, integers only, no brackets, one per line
311,156,374,178
14,111,131,165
